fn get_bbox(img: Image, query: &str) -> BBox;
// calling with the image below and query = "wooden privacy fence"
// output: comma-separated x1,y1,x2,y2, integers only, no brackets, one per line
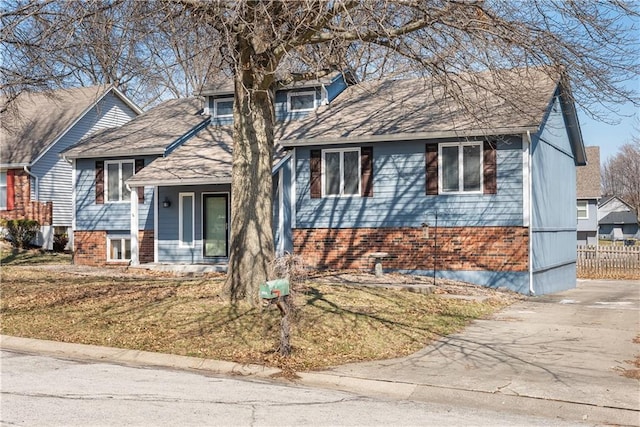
577,245,640,279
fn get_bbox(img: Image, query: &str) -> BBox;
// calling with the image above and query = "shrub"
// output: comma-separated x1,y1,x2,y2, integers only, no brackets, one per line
1,219,40,249
53,233,68,252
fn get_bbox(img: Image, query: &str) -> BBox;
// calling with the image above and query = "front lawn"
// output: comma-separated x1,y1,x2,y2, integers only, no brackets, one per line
1,252,517,372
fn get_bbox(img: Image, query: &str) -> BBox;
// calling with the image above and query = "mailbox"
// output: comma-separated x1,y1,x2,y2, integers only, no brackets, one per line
259,278,290,299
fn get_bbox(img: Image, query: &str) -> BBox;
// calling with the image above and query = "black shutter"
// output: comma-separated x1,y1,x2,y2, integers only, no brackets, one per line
483,141,497,194
426,144,438,195
361,147,373,197
95,161,104,204
310,150,321,198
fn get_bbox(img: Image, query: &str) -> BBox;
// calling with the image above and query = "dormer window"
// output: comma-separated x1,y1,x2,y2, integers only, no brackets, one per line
214,98,234,118
288,91,316,112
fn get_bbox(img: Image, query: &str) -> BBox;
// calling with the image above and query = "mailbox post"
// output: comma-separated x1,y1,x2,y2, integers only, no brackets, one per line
260,278,292,356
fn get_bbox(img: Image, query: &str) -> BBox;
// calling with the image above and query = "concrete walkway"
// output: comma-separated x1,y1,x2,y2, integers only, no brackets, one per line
2,279,639,426
299,279,640,425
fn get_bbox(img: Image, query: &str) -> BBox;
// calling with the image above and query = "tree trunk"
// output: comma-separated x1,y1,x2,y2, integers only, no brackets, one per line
224,49,276,305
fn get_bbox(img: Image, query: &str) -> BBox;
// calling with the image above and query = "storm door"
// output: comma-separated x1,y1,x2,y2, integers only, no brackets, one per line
203,194,228,257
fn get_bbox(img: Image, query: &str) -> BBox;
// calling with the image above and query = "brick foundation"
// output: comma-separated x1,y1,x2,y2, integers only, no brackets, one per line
138,229,154,264
73,230,154,265
293,226,528,273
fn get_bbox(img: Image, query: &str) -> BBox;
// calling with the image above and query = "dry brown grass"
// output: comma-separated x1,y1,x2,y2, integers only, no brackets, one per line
1,260,517,372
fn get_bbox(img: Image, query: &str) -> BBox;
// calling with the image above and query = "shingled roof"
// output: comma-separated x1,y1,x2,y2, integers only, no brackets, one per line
62,98,208,159
278,67,561,144
1,86,136,166
127,126,233,186
599,211,639,225
577,146,601,199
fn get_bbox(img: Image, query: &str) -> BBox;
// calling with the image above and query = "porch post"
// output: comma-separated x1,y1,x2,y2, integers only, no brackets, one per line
130,187,139,266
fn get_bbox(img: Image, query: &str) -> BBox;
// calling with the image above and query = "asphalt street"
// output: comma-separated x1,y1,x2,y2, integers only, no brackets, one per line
0,350,585,427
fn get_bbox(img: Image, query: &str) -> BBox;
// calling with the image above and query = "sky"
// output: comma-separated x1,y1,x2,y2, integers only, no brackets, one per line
578,98,638,164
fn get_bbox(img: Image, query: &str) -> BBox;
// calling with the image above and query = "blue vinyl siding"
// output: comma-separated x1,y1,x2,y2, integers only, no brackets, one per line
208,75,350,125
156,184,230,263
530,94,578,294
577,199,598,245
576,199,598,232
294,138,524,228
75,157,155,231
275,88,322,122
31,92,138,227
326,77,348,102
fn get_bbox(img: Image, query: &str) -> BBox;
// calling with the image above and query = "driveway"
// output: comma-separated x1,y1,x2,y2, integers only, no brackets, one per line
305,279,639,425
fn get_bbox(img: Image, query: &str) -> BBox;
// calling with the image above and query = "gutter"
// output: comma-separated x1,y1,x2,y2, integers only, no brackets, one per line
279,126,539,147
526,131,534,296
23,165,39,200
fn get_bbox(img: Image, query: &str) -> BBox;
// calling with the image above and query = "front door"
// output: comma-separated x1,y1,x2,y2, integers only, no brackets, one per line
203,194,228,257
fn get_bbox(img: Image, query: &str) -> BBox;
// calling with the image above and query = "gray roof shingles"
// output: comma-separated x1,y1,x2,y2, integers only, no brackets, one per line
62,97,208,159
1,86,110,165
576,146,601,199
277,67,558,144
599,211,639,225
128,126,233,186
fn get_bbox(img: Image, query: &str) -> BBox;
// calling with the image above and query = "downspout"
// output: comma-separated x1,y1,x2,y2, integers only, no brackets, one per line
526,131,535,296
23,165,38,200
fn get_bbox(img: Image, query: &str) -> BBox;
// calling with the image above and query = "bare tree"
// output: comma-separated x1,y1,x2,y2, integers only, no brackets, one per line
602,141,640,216
2,0,638,304
1,0,227,108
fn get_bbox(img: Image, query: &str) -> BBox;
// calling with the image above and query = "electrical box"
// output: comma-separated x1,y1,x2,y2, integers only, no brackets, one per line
259,278,290,299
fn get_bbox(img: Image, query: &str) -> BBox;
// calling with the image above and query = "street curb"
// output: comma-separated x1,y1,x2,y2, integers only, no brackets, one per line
0,335,280,379
295,371,418,400
3,334,638,426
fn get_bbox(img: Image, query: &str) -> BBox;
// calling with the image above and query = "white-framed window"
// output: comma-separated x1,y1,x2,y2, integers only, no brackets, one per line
439,142,482,194
288,91,316,112
107,235,131,261
322,148,361,197
577,200,588,219
0,171,6,210
214,98,234,118
105,160,134,202
179,192,195,248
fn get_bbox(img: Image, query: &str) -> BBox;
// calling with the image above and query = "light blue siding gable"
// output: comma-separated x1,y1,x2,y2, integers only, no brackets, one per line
530,93,578,293
31,91,139,227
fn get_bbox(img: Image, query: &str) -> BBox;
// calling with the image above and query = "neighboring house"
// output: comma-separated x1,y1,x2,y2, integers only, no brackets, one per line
64,68,586,295
0,86,141,248
598,195,639,240
576,146,601,246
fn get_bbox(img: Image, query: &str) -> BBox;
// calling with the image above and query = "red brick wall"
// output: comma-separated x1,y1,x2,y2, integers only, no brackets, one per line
73,230,106,265
0,169,52,225
139,230,154,264
293,226,529,273
73,230,154,265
